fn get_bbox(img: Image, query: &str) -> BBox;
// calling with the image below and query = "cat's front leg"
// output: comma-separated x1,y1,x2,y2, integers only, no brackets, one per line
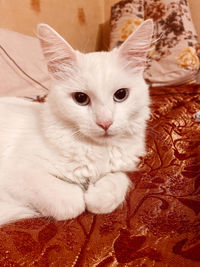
30,176,85,221
2,167,85,222
84,172,130,214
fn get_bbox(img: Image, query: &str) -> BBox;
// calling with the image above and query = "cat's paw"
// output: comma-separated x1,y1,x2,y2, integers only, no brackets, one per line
53,185,85,221
84,172,130,214
34,182,85,221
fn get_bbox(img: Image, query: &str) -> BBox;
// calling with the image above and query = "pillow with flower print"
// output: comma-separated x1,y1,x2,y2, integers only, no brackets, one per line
110,0,200,86
110,0,144,49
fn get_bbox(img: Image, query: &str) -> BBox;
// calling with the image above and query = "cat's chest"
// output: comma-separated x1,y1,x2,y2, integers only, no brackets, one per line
49,143,136,185
52,146,109,184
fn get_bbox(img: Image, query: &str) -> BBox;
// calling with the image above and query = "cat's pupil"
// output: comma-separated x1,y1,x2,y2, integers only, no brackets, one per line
73,92,90,106
114,88,129,102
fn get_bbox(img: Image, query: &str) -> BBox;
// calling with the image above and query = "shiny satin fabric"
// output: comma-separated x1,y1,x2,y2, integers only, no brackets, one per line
0,84,199,266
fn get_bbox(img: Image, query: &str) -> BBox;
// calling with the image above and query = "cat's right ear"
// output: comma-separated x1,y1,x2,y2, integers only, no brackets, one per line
37,24,76,80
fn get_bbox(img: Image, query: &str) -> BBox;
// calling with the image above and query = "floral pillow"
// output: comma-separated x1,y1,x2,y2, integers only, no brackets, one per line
110,0,144,49
110,0,200,86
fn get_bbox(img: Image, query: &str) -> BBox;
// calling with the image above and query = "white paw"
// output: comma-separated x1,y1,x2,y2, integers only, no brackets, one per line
84,172,130,214
34,182,85,221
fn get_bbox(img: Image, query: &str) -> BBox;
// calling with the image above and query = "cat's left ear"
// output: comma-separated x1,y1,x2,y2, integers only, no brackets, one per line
118,19,154,72
37,24,76,79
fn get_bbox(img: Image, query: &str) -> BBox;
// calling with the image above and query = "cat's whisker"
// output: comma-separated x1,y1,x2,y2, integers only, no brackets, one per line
71,129,81,138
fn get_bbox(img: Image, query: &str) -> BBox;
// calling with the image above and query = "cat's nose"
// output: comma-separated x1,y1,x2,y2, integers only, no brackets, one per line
97,120,113,131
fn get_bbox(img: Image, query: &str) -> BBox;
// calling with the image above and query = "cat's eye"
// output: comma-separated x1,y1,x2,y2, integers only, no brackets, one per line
113,88,129,102
73,92,90,106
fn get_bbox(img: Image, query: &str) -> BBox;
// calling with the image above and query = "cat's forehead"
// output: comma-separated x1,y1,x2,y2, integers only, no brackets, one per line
70,50,146,104
76,50,128,93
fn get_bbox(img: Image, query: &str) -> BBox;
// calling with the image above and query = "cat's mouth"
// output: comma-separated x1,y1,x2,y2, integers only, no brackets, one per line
89,130,116,141
101,132,114,138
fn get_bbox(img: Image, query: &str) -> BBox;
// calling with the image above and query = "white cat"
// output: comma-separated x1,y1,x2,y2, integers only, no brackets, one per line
0,20,153,226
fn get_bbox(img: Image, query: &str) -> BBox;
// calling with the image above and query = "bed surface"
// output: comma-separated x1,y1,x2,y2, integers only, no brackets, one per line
0,84,199,266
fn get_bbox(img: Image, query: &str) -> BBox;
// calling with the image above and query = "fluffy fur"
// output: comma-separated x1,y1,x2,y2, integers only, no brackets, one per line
0,20,153,226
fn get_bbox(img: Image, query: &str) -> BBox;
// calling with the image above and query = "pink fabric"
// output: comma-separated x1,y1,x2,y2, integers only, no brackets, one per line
0,28,50,97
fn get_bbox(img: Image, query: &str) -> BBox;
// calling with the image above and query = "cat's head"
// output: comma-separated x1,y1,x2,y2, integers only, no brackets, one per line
37,20,153,144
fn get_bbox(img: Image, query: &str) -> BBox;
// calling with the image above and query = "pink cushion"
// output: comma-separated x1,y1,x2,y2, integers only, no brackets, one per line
0,28,50,97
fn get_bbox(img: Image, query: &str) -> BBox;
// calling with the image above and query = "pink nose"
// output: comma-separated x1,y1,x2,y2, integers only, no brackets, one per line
97,120,113,131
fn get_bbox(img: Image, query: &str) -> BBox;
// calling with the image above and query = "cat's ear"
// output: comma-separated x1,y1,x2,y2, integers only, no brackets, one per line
37,24,76,79
118,19,154,72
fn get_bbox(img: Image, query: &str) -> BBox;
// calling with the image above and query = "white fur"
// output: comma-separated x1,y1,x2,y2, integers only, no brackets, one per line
0,20,153,226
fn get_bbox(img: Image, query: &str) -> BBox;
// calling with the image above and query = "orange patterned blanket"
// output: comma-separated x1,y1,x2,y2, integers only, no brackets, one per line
0,84,199,266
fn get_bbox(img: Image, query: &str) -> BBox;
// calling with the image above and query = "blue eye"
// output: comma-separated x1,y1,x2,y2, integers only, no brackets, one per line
113,88,129,102
73,92,90,106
